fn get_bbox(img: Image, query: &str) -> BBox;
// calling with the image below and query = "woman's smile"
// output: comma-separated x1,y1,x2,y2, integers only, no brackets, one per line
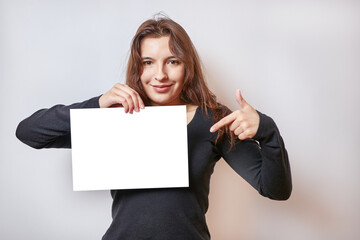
151,84,174,93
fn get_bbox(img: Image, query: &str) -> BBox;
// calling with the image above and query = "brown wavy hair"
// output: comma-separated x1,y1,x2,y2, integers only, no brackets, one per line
126,16,236,147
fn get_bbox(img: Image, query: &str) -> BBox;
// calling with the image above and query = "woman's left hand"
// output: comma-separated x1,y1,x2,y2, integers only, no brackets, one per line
210,89,260,140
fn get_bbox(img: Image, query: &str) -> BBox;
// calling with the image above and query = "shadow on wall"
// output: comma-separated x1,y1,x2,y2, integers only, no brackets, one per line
207,158,339,240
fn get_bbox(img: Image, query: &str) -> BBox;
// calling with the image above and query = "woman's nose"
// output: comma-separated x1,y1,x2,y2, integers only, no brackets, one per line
154,65,168,81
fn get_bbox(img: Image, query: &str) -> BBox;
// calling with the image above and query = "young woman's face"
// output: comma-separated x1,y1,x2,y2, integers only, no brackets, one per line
140,36,185,106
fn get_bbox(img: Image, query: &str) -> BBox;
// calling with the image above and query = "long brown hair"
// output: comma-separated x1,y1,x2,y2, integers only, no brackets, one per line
126,16,236,147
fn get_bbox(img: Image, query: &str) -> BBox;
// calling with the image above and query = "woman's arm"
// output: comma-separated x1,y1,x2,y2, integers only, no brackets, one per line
16,84,145,149
211,90,291,200
219,112,292,200
16,96,101,149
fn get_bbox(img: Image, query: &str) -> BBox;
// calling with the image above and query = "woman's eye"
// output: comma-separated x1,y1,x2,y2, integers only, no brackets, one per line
143,61,152,65
169,60,179,64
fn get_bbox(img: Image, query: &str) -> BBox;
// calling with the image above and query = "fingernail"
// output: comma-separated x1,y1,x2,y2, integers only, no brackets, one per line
210,127,215,132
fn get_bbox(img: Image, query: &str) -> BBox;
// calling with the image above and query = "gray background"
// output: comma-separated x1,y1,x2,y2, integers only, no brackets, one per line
1,0,359,239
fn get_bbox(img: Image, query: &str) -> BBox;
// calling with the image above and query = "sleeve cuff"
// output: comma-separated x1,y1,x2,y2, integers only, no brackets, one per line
253,110,277,141
82,95,101,108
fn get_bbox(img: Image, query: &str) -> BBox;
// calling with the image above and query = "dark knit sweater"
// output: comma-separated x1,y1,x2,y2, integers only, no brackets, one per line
16,96,292,240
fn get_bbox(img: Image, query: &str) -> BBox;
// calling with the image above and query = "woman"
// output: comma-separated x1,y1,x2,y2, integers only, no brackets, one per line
16,17,292,240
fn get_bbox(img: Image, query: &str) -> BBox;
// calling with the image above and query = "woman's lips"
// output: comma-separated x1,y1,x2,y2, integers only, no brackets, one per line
151,84,173,93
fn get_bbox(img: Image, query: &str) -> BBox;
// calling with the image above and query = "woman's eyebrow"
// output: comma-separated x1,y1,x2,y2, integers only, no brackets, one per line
141,56,177,60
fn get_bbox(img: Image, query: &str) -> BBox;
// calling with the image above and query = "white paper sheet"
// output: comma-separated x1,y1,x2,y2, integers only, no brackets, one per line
70,105,189,191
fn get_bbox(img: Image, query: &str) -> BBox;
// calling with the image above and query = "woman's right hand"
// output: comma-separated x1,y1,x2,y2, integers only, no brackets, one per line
99,83,145,113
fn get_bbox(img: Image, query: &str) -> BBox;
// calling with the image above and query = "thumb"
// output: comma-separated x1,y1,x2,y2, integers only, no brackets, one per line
236,89,248,108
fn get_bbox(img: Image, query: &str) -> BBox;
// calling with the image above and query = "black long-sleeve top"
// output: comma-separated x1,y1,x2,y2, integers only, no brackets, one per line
16,96,292,240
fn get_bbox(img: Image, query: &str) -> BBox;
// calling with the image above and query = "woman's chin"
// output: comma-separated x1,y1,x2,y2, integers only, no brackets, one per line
150,97,181,106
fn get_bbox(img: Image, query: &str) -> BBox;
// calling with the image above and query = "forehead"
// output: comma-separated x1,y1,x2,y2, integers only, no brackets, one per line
140,36,172,57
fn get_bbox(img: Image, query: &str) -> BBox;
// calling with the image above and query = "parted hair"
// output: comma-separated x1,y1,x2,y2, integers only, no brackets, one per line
126,16,236,147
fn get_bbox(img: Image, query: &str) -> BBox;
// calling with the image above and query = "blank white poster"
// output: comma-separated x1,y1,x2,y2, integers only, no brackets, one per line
70,106,189,191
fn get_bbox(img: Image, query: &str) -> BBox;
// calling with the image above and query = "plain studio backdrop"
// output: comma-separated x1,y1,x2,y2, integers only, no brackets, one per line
1,0,359,239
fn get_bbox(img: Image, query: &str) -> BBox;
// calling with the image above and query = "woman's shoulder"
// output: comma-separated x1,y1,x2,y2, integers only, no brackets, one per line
189,104,230,133
198,103,232,121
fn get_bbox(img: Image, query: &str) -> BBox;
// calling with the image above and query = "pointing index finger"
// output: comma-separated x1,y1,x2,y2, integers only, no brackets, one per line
210,112,236,133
